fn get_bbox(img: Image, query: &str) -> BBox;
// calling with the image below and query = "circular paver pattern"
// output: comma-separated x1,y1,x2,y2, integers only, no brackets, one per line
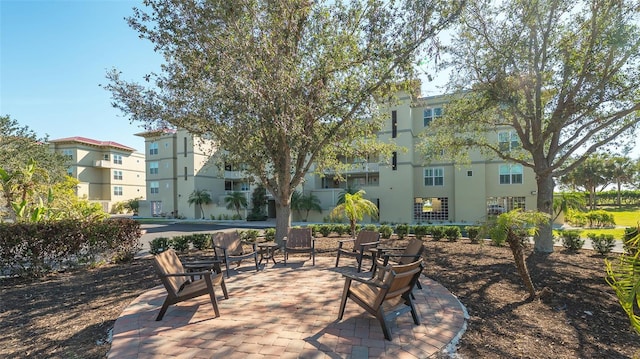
108,256,468,359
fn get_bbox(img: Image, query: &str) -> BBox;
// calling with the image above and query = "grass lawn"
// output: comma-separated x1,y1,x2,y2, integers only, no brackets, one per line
565,207,640,240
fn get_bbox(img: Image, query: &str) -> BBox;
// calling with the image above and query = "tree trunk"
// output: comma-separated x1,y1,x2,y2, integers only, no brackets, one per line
617,181,622,208
535,174,555,253
507,232,537,298
275,201,292,247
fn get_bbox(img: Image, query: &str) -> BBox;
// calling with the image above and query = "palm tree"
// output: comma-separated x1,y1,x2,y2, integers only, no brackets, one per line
331,189,378,238
605,225,640,335
187,189,212,219
300,193,322,222
336,184,359,205
552,192,586,222
224,191,247,219
488,209,550,299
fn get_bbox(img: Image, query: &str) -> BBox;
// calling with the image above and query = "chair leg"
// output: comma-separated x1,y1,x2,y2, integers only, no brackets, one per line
406,295,420,325
335,251,341,268
338,278,352,320
356,253,363,273
376,307,392,341
312,249,315,266
205,276,220,318
253,254,259,272
156,298,172,321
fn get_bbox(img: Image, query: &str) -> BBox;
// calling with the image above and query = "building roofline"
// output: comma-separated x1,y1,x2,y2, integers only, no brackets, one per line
49,136,136,152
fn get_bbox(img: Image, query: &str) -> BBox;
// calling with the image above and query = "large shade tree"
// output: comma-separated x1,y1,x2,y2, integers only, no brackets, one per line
418,0,640,252
104,0,464,242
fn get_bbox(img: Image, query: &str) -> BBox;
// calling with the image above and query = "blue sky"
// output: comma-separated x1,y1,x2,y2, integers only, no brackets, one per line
1,0,161,151
1,1,637,158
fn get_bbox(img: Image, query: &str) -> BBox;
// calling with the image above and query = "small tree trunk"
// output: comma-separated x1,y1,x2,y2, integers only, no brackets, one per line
535,174,555,253
507,232,537,298
275,201,292,246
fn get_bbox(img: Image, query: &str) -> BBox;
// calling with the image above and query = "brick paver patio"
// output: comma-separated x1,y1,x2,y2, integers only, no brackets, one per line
108,256,468,359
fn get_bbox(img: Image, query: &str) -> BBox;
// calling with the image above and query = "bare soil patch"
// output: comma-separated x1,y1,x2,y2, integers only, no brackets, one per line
1,235,638,358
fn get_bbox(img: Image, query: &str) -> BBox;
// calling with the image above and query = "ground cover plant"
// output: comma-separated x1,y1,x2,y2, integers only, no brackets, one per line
1,231,639,358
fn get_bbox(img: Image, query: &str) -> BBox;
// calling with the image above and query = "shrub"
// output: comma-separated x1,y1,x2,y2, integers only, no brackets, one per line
242,229,260,242
488,226,506,247
170,236,190,252
395,224,410,239
588,232,615,255
585,210,616,228
333,224,349,236
444,226,461,242
557,229,584,251
318,224,333,237
264,228,276,241
150,237,171,255
431,226,446,241
379,225,393,239
363,224,378,232
465,226,480,243
414,225,429,240
189,233,210,250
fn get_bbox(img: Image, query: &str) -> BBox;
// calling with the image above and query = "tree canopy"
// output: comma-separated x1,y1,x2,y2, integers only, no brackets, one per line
104,0,464,240
418,0,640,252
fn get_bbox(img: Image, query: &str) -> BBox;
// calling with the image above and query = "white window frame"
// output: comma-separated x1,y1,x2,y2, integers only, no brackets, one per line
113,170,123,180
498,131,520,151
499,164,523,184
62,149,73,159
423,107,443,127
149,161,159,175
113,154,123,165
150,181,159,194
149,142,158,155
424,167,444,186
113,186,123,196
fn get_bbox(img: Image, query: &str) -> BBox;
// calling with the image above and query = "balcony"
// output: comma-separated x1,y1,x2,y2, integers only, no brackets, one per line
324,162,380,175
224,170,249,179
94,160,112,168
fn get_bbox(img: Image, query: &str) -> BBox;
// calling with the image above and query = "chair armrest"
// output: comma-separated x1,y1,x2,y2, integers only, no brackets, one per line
161,271,215,277
359,240,380,248
342,273,387,288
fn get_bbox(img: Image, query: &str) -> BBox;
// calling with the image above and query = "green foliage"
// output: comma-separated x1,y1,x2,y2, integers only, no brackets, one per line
587,233,616,255
333,224,350,236
465,226,480,243
414,225,429,240
566,209,588,227
605,225,640,335
150,237,171,255
585,210,616,228
189,233,210,250
445,226,461,242
241,229,260,242
188,189,212,219
318,224,333,237
111,201,127,214
0,218,141,276
379,225,393,239
170,236,190,252
395,224,410,239
431,226,446,241
331,190,378,237
291,190,322,221
224,192,247,219
557,229,585,251
362,224,377,232
623,227,639,255
264,228,276,242
247,185,268,221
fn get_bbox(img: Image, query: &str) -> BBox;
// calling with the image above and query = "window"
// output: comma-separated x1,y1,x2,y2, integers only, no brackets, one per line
67,167,73,176
225,180,232,191
467,170,473,177
424,167,444,186
113,154,122,165
150,181,159,194
423,107,442,126
392,152,397,170
499,164,523,184
62,149,73,159
498,131,520,151
414,197,449,221
149,142,158,155
149,162,159,175
184,137,188,157
184,166,187,180
113,170,123,180
241,182,250,191
151,201,162,216
103,154,110,161
391,110,397,138
113,186,123,196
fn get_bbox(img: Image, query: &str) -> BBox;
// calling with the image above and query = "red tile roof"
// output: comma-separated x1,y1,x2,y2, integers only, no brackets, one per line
49,136,136,151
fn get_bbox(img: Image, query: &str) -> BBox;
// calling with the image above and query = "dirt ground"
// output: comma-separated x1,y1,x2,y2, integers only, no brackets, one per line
1,235,639,359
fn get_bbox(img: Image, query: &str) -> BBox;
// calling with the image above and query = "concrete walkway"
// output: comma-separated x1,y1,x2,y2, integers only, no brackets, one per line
108,256,468,359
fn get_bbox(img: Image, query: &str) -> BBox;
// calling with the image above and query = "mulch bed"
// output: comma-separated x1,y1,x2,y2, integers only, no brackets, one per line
1,235,638,358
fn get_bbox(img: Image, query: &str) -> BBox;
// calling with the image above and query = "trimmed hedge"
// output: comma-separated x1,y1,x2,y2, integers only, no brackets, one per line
0,218,141,277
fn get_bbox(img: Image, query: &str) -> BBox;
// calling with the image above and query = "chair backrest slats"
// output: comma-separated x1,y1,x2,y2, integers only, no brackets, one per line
287,228,312,248
354,230,380,249
212,231,243,255
398,239,425,265
383,261,422,300
153,249,188,295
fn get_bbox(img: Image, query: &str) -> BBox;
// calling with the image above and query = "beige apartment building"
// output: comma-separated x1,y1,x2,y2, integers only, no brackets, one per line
49,137,146,213
136,93,537,224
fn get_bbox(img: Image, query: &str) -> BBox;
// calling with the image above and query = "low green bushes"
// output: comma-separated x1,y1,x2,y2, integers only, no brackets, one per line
557,229,585,251
0,218,141,277
587,233,616,255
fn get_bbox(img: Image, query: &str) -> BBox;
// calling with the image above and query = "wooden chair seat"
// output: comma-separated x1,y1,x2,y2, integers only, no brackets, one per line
212,231,259,277
152,249,229,321
283,227,315,266
335,230,381,272
338,259,423,341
